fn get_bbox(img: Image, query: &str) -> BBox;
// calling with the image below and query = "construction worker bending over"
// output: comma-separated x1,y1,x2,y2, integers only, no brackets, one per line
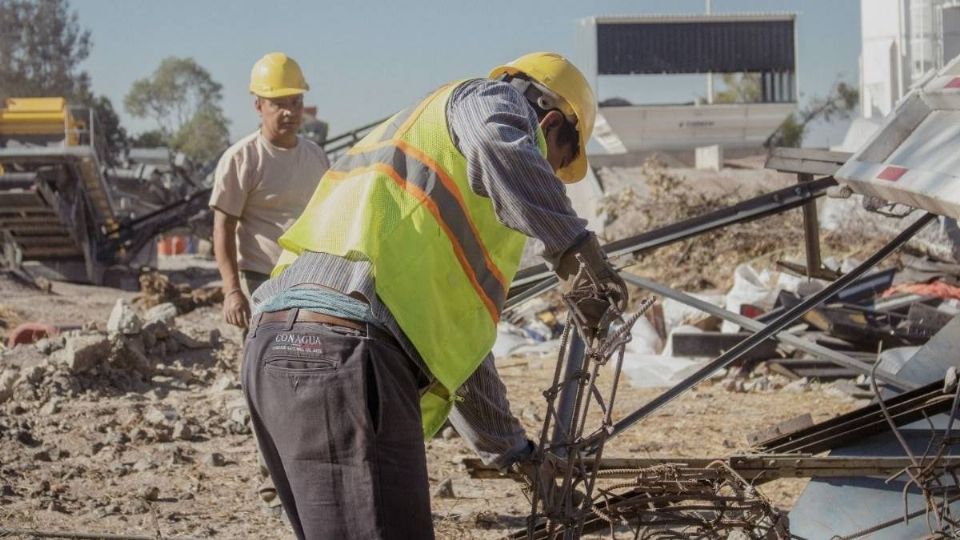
243,52,627,539
209,52,329,513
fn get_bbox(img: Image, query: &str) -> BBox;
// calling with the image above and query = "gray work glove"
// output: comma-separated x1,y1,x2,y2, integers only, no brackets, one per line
554,233,628,338
509,441,560,509
509,441,587,515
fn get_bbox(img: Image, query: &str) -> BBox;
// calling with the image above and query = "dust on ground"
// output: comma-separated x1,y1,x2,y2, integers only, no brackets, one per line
0,268,858,539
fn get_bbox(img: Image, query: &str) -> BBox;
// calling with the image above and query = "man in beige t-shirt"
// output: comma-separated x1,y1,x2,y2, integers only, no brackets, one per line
209,52,329,329
209,52,329,516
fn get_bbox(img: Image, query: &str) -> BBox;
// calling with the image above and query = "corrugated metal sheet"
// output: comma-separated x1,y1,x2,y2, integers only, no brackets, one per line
597,20,795,75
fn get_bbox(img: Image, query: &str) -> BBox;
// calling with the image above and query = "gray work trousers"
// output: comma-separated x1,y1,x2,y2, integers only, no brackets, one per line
242,309,434,539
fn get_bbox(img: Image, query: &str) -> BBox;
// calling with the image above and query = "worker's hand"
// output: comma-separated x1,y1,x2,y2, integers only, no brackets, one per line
223,289,251,328
555,234,628,339
510,444,560,509
510,444,586,514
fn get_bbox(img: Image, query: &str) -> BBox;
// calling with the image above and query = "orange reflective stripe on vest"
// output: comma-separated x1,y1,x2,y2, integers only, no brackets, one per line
331,144,510,319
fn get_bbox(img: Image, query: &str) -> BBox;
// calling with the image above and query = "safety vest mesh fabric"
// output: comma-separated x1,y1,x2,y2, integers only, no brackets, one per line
273,81,546,438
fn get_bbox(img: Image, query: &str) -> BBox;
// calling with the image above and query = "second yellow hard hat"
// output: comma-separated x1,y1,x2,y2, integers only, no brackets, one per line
249,52,309,98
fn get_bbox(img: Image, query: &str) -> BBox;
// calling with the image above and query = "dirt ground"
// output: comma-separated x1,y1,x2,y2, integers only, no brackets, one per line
0,256,861,539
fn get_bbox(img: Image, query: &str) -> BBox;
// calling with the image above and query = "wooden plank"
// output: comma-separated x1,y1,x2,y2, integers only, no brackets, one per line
770,147,853,162
0,191,47,208
10,235,75,247
768,361,801,380
5,224,71,235
765,156,845,176
765,148,853,175
21,245,83,258
790,367,860,379
0,215,59,226
466,455,960,482
773,357,855,368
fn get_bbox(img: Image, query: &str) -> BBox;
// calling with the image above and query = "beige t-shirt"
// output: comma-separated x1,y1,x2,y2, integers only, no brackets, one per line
209,131,329,274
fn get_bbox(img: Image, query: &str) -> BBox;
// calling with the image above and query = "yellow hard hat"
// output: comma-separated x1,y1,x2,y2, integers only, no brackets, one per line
249,52,309,98
489,52,596,183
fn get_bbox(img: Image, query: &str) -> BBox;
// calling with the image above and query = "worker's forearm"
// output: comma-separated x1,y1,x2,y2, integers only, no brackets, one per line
213,211,243,294
448,80,587,262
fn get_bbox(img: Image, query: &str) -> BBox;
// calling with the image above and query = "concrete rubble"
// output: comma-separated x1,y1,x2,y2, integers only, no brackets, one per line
0,302,222,410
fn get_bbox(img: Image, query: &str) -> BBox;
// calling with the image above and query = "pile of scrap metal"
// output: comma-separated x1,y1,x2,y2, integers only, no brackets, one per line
0,97,211,287
467,55,960,538
109,147,207,220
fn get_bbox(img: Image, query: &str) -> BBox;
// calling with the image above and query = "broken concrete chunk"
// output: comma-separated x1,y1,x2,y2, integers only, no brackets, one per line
56,334,110,373
144,303,178,327
170,329,210,350
34,336,64,356
107,299,142,336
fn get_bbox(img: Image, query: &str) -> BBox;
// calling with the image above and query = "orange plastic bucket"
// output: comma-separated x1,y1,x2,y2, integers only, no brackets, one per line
158,236,173,256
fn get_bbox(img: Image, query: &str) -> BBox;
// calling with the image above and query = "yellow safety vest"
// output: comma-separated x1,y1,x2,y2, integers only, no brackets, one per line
274,81,547,438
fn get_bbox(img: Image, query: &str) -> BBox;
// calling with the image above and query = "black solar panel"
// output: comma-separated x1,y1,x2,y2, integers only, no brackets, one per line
597,20,795,75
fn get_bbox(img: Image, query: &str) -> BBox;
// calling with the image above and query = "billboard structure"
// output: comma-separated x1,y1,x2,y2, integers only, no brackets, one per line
577,14,798,154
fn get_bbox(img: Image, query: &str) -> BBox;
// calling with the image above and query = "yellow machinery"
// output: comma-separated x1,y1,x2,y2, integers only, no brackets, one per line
0,97,84,146
0,96,120,284
0,96,209,287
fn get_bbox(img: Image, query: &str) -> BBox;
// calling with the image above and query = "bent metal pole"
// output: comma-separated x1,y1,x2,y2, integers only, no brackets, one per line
586,212,937,454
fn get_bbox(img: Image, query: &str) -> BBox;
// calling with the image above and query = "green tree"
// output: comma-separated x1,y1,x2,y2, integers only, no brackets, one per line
128,130,166,148
0,0,92,100
124,57,230,162
0,1,132,161
169,106,230,163
766,80,859,148
770,114,805,148
714,73,762,104
89,95,127,161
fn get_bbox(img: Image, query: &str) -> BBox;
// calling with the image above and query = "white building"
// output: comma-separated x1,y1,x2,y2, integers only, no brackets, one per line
860,0,960,119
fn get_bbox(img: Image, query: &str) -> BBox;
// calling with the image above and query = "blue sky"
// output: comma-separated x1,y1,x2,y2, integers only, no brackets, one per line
74,0,861,148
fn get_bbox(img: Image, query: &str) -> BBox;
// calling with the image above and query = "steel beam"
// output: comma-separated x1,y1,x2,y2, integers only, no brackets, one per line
758,378,952,454
466,455,960,482
587,213,936,453
509,176,837,293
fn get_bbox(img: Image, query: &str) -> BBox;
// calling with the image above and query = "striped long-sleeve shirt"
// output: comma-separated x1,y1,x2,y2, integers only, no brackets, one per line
251,78,588,468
